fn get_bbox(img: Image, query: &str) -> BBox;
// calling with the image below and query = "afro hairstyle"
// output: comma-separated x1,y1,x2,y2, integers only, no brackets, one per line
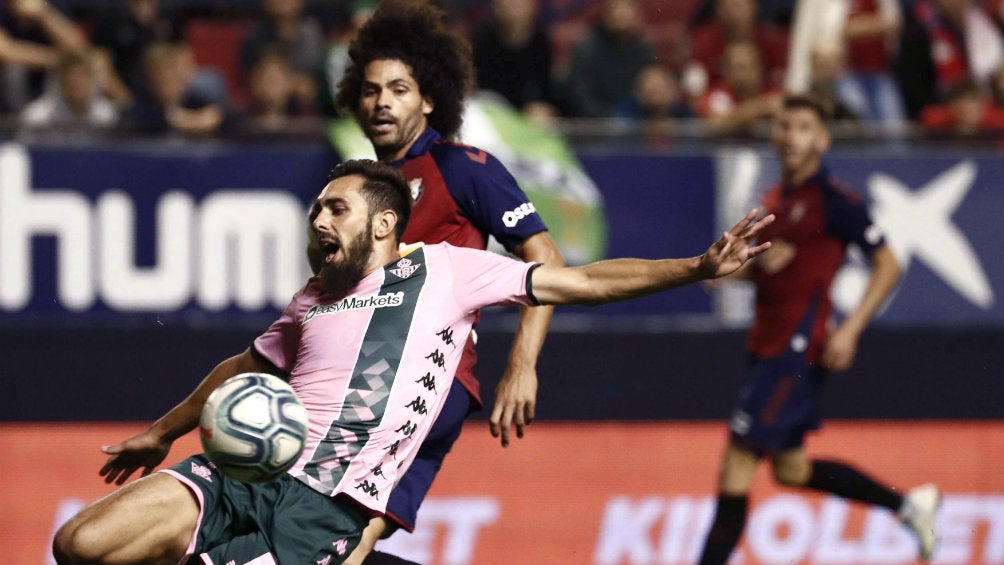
335,0,475,140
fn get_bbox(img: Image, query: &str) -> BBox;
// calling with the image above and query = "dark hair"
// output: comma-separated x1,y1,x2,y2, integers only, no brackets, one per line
783,94,833,122
334,0,474,139
327,159,412,239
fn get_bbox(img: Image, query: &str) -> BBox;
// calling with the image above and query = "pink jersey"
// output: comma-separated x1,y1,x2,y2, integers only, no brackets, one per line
253,243,536,516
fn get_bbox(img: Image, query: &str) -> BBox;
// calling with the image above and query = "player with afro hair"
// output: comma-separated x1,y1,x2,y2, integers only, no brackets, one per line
335,0,474,140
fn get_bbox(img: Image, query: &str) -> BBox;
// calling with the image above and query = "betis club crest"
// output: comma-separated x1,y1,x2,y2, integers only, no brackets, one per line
390,257,421,279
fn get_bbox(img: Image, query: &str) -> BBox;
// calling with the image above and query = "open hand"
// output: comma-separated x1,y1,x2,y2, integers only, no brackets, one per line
489,367,538,447
699,209,775,279
99,430,172,485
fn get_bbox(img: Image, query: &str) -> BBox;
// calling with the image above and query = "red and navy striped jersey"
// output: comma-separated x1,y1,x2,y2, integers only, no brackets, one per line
748,167,885,362
393,128,548,407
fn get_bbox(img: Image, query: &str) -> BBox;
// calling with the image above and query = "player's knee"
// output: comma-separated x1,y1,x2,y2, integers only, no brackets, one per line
52,517,110,565
772,462,809,487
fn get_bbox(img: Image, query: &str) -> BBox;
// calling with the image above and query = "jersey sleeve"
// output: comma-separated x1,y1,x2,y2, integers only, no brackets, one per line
824,185,886,257
442,245,537,312
252,287,304,372
436,145,548,251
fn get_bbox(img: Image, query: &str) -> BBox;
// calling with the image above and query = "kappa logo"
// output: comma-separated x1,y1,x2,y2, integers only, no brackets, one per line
389,257,421,279
408,178,424,202
190,462,213,482
333,538,349,555
316,555,331,565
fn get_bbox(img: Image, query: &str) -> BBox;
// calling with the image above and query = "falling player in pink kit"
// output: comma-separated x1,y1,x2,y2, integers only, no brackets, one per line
54,159,774,565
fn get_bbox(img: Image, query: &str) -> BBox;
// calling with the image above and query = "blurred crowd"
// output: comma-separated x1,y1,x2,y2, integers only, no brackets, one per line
2,0,1004,142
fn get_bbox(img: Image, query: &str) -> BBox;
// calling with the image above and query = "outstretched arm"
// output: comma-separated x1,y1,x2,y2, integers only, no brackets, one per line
490,232,564,447
530,210,774,306
99,348,277,484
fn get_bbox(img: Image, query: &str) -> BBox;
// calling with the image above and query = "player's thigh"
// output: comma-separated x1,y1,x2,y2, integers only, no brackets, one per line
717,441,760,495
770,446,811,486
55,473,198,564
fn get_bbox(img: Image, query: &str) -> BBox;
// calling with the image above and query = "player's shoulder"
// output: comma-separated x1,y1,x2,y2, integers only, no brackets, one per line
424,241,492,263
819,174,865,205
430,139,506,172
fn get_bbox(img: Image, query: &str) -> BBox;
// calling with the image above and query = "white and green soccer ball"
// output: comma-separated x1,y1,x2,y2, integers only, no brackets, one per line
200,373,309,483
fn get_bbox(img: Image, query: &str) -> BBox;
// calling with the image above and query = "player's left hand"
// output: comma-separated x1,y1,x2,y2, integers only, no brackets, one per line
821,324,860,372
489,366,538,448
699,209,775,279
99,429,172,485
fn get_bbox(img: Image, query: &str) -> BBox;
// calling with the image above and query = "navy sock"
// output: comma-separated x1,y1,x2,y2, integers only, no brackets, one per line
806,459,904,511
698,493,748,565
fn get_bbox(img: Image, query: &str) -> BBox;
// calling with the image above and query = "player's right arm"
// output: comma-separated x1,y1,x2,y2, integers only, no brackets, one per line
99,348,276,485
531,210,773,306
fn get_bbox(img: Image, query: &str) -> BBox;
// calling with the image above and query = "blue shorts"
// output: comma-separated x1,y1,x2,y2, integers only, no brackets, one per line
162,454,367,565
384,381,472,531
728,352,827,457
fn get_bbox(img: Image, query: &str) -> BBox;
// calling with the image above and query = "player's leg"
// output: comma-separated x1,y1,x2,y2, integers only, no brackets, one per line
52,473,198,565
772,448,941,560
699,352,802,565
350,385,473,565
697,441,759,565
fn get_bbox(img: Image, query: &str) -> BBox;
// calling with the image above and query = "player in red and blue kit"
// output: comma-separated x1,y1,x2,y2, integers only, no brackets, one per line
329,2,564,562
697,95,941,565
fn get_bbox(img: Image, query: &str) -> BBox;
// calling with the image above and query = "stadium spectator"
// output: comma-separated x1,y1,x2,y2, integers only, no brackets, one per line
684,0,789,99
690,0,798,26
239,0,325,114
696,94,940,565
237,48,312,135
0,0,86,114
19,49,118,131
331,2,565,562
123,42,226,137
51,158,773,565
560,0,656,118
318,0,376,118
896,0,1004,118
784,0,904,127
840,0,906,125
991,63,1004,105
89,0,185,103
919,77,1004,133
619,63,695,144
806,37,859,121
697,40,782,134
622,63,694,120
472,0,557,123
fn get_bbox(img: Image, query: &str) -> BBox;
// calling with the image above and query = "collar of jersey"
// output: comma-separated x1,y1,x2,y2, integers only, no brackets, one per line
391,127,441,167
784,164,829,192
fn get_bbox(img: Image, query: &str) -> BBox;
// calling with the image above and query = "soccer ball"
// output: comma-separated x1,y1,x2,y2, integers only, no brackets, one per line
199,372,309,483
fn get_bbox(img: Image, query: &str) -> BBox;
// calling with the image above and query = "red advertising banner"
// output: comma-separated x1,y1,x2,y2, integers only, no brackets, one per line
3,421,1002,565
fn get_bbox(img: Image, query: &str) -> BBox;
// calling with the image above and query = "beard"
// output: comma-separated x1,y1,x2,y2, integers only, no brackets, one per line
319,224,374,298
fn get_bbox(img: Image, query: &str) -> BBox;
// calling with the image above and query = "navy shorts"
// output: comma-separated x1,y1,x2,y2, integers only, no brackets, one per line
383,381,472,531
728,352,827,457
162,454,368,565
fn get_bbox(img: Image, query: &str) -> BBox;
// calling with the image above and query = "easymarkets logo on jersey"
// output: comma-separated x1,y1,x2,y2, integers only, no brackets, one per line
304,292,405,322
